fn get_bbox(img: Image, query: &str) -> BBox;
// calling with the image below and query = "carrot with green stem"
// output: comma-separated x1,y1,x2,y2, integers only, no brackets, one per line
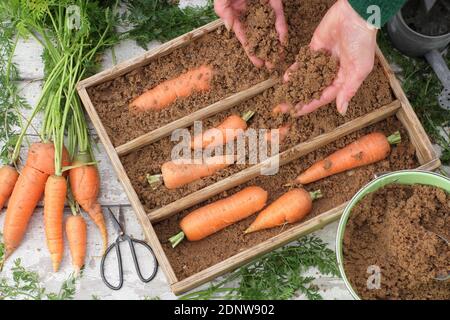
147,155,235,190
294,132,402,185
169,186,268,247
130,65,213,112
190,111,255,150
69,106,108,253
245,188,322,233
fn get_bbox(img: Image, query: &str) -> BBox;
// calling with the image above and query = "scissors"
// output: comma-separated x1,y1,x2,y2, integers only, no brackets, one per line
100,206,158,290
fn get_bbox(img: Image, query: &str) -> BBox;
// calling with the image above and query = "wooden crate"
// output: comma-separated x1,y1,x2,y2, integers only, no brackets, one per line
77,20,441,295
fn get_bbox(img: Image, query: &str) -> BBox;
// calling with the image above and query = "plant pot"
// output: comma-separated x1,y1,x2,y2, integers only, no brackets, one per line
335,170,450,300
387,9,450,57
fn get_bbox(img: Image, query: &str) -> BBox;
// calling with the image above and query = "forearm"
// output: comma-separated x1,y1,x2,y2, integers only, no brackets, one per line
348,0,407,27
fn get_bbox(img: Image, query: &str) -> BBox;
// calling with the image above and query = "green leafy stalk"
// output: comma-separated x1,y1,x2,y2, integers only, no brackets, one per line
0,8,30,165
181,236,340,300
122,0,217,49
0,259,77,300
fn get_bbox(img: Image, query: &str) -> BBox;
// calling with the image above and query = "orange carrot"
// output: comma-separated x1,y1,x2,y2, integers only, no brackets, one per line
265,124,291,144
191,111,254,150
295,132,401,185
2,143,60,260
69,152,107,252
245,188,322,233
129,65,213,112
66,214,87,274
43,175,67,272
26,142,70,176
0,165,19,211
148,155,234,190
272,103,292,115
169,186,268,247
3,166,48,259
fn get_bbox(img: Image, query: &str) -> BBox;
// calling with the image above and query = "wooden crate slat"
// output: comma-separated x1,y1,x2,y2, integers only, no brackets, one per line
375,46,438,164
116,78,278,155
147,100,401,223
77,87,178,284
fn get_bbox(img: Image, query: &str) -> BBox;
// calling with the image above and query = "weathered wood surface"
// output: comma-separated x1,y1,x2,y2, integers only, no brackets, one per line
2,14,354,299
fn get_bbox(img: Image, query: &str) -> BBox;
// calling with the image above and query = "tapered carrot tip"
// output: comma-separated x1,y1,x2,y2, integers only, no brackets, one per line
52,259,61,273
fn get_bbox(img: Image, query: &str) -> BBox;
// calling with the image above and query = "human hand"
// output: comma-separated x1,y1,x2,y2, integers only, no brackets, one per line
214,0,288,68
284,0,377,116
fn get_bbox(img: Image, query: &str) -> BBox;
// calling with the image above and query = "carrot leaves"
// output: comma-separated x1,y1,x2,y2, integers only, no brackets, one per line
181,235,340,300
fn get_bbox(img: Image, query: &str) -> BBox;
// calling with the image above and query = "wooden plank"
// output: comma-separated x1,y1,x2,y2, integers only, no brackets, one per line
77,86,178,284
116,78,278,156
170,158,441,295
375,46,437,164
78,20,223,88
148,100,401,223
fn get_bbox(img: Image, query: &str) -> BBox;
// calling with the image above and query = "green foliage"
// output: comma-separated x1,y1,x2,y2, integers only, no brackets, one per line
122,0,217,49
0,259,77,300
378,29,450,164
0,10,30,164
181,236,340,300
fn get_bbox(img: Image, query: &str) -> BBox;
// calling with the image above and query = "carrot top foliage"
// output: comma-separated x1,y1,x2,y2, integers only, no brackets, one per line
122,0,217,49
181,236,340,300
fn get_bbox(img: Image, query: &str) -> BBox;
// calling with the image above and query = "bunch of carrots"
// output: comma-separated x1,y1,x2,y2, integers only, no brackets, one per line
0,1,116,273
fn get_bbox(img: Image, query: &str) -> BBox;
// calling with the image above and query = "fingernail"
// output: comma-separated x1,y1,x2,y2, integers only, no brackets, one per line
340,102,348,116
224,21,231,32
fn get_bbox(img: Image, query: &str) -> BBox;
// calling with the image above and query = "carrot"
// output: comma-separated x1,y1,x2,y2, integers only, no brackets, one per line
3,166,48,259
43,175,67,272
129,65,213,112
245,188,322,233
272,103,292,115
0,165,19,211
69,151,107,252
148,155,234,190
265,124,291,144
169,186,268,247
66,214,87,275
191,111,255,150
26,142,70,176
295,131,401,185
2,143,60,260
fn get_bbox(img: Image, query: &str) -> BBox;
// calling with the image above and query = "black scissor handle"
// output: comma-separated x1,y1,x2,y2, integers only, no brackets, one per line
127,236,158,283
100,240,124,290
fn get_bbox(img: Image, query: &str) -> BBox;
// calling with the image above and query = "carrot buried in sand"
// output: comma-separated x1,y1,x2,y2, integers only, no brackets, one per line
129,65,213,112
0,165,19,211
264,124,291,143
169,186,268,247
245,188,322,234
294,131,401,185
147,155,235,190
190,111,255,150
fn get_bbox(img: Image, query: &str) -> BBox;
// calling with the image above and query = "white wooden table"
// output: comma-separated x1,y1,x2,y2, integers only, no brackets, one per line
6,0,447,300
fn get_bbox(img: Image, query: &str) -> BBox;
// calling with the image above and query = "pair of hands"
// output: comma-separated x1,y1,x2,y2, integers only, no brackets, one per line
215,0,378,116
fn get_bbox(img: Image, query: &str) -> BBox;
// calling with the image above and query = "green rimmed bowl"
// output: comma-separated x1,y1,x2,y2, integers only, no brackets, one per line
336,170,450,300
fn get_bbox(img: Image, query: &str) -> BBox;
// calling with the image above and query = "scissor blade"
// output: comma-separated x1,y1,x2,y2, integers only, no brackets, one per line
118,207,126,234
107,207,124,234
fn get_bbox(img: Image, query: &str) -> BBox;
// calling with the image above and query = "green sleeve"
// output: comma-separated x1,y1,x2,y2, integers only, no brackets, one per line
348,0,407,27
